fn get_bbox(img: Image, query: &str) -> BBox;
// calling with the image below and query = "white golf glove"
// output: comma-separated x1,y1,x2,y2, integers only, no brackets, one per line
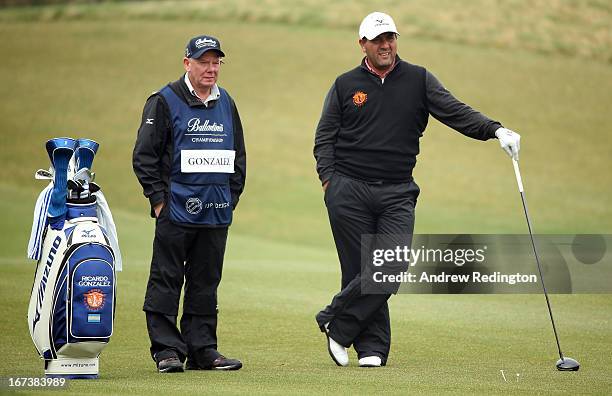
495,127,521,161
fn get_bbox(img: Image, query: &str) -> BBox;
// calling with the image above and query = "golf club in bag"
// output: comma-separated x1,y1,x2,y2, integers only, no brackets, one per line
511,158,579,371
27,137,121,378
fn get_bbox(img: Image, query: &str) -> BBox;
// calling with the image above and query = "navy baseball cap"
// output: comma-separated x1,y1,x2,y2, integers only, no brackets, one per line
185,35,225,59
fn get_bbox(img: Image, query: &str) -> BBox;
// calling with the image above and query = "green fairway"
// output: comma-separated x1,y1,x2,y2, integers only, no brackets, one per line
1,185,611,394
1,2,611,394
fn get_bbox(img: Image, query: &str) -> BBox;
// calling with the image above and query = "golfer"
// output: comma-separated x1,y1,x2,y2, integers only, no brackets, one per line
133,35,246,373
314,12,520,367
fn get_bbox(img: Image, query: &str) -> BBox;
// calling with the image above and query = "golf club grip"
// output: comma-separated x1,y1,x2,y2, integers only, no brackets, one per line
512,159,524,192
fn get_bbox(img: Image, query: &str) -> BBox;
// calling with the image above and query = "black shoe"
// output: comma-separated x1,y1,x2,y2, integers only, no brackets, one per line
188,355,242,371
157,357,184,373
207,355,242,370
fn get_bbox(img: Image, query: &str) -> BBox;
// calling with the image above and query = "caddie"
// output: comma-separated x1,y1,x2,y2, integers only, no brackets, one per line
314,12,521,367
133,34,246,373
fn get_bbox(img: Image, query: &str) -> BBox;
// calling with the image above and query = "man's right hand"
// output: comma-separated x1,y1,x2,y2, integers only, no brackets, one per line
323,181,330,191
153,202,164,218
495,127,521,161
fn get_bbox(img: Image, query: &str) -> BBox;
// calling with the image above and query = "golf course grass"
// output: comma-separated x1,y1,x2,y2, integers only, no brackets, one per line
0,2,610,394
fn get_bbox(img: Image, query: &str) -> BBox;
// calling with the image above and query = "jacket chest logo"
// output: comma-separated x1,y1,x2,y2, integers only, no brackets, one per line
187,118,224,133
352,91,367,107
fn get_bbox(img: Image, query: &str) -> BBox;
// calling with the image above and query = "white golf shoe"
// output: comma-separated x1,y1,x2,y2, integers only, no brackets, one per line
358,356,382,367
321,323,349,366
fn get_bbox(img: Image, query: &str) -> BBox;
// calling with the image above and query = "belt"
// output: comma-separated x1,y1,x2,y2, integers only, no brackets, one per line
335,172,413,185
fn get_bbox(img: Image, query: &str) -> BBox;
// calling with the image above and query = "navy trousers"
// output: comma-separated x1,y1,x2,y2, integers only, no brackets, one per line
317,173,419,364
143,205,227,366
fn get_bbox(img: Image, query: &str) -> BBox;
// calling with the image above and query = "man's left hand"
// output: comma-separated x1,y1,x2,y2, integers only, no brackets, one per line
495,127,521,161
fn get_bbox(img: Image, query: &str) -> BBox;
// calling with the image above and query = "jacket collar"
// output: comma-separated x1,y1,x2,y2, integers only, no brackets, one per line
360,55,402,78
183,73,220,107
174,75,220,107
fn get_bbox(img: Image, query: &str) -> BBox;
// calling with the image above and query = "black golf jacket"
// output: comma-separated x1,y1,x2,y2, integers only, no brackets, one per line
315,56,502,184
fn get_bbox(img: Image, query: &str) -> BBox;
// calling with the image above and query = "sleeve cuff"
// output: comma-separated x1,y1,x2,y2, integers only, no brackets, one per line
149,191,164,207
320,171,334,185
231,190,241,210
490,123,503,139
148,192,165,218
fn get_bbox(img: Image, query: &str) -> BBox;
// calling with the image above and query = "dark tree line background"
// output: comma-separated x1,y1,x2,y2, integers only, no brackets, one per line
1,0,128,7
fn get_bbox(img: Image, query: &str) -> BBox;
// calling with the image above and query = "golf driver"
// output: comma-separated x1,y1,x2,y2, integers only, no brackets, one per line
511,158,579,371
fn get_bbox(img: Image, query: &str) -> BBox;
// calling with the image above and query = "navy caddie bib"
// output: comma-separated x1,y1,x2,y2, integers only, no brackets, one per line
160,84,234,226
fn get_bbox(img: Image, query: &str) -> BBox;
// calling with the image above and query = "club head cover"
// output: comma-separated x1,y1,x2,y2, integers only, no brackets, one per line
45,137,77,229
76,138,99,172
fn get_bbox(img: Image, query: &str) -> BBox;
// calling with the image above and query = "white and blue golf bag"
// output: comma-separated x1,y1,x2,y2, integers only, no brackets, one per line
27,137,122,378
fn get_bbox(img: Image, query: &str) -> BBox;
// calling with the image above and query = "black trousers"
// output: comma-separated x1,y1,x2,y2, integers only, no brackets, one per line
317,173,419,364
143,207,227,365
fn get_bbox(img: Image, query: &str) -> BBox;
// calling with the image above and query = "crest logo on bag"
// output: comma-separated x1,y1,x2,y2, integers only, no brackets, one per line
84,289,105,310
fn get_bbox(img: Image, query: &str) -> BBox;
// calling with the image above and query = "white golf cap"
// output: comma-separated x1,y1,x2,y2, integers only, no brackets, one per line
359,12,399,40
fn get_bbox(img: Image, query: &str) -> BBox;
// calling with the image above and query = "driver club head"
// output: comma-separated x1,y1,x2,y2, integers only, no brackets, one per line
556,357,580,371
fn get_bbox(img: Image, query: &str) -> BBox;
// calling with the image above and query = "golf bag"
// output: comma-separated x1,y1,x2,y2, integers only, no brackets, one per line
27,137,122,378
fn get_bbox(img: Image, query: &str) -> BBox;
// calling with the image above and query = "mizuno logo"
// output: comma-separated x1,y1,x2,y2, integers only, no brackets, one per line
32,235,62,330
146,118,154,125
81,229,95,238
